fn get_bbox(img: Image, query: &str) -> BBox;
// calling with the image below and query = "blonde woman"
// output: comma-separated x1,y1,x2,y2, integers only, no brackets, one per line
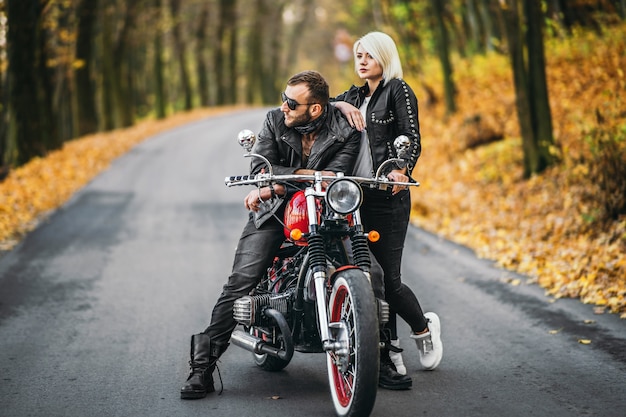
333,31,443,390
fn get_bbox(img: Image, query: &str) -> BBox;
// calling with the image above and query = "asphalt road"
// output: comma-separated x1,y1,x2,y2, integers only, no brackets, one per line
1,108,624,417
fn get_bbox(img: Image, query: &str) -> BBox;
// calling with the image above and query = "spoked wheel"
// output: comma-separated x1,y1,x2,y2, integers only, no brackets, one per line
326,269,379,417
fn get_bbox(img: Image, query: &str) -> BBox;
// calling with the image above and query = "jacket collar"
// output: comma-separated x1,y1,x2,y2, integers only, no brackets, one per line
280,107,349,157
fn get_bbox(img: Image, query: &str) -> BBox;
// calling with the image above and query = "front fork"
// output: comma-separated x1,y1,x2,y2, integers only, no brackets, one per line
313,270,335,350
304,177,381,353
304,181,337,351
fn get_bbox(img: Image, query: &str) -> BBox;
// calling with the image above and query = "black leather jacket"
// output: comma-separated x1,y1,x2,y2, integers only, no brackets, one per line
251,105,360,176
248,105,359,228
332,78,421,177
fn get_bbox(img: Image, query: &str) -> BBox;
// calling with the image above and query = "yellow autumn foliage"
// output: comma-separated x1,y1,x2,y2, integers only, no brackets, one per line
410,24,626,317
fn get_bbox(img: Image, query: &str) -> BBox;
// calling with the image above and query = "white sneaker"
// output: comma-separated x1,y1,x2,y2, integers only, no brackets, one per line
389,339,407,375
410,312,443,370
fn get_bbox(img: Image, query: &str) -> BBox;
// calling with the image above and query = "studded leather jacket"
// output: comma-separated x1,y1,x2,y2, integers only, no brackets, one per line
332,78,421,178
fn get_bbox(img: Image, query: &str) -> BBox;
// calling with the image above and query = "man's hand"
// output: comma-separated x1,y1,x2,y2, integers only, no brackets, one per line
243,185,286,211
244,189,263,212
320,170,337,188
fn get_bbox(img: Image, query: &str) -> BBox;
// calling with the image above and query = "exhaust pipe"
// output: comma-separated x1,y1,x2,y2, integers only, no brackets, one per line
230,308,294,362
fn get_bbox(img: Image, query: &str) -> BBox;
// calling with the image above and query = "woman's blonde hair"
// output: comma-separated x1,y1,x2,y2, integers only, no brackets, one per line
353,31,403,86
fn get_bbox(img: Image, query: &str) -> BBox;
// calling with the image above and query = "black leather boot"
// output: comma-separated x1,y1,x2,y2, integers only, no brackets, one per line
180,333,218,399
378,347,412,390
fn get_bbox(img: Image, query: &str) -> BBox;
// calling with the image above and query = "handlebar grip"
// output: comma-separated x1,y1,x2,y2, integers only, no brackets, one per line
228,175,254,182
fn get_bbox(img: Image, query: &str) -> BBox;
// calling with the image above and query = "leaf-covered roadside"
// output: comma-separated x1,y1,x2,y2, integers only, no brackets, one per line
410,25,626,317
0,107,243,251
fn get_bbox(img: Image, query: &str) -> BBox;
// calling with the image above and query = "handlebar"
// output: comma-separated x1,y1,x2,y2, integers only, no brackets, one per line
225,172,419,189
228,133,419,190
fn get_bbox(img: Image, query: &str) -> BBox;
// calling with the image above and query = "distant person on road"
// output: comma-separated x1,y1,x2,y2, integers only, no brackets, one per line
180,70,361,399
332,31,443,389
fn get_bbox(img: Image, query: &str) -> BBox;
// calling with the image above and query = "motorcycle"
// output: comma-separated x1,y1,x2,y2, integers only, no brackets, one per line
225,129,419,417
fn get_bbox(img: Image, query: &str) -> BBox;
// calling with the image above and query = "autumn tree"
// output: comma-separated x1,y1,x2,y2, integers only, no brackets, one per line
215,0,237,104
246,0,284,104
502,0,555,177
75,0,99,135
169,0,193,111
428,0,456,114
6,0,61,165
153,0,167,118
0,0,7,176
193,1,211,107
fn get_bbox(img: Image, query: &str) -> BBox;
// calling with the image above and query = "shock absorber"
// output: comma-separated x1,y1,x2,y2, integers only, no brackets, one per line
351,233,372,270
307,230,334,348
307,233,326,271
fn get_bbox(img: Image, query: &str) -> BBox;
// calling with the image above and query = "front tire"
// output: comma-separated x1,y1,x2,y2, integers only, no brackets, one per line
326,269,379,417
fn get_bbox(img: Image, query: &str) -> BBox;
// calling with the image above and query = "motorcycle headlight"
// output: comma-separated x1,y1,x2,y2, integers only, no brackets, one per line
325,179,362,214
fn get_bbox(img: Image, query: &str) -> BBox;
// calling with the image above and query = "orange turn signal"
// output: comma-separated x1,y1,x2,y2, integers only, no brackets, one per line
290,228,303,241
367,230,380,242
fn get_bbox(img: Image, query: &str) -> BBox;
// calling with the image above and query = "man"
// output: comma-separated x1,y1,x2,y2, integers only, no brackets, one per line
180,70,362,399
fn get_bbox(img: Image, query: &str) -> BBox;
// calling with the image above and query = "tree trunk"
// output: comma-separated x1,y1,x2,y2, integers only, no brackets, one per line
100,3,116,130
282,0,312,84
36,5,61,152
429,0,457,115
153,5,167,119
246,0,265,104
502,0,536,177
75,0,99,136
52,3,78,141
525,0,555,173
478,0,497,52
0,67,7,173
112,0,140,127
216,0,237,104
465,0,484,53
170,0,193,111
266,0,288,103
228,3,238,104
6,0,59,165
194,3,211,107
502,0,555,178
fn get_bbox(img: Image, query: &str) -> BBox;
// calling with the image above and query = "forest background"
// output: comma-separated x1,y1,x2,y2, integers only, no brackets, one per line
0,0,625,316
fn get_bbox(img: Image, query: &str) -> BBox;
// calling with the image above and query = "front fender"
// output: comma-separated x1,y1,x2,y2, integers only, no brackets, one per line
330,265,368,285
329,266,389,326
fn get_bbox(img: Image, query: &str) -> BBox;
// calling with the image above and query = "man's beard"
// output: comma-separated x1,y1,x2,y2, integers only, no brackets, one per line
285,110,313,128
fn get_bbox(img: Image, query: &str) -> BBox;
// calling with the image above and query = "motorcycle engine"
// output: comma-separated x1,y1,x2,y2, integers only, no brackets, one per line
233,290,294,327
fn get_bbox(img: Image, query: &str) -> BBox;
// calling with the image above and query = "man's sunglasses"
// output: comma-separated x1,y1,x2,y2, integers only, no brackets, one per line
281,92,317,111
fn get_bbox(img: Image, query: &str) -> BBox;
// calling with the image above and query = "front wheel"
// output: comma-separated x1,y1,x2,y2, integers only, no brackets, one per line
326,269,379,417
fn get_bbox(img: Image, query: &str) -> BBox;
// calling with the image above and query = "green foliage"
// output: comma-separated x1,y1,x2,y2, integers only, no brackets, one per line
390,0,433,74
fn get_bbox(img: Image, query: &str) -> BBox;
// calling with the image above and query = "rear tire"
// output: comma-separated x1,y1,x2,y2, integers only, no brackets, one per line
326,269,379,417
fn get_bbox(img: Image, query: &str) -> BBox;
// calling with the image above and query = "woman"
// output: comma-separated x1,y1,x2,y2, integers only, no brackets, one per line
333,31,443,389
